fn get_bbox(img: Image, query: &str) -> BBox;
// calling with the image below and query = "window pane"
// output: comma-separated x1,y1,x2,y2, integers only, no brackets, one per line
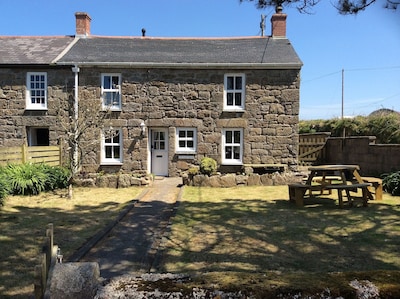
179,141,186,147
227,76,234,90
113,132,119,143
226,131,232,143
187,141,194,147
103,76,111,89
160,132,165,140
113,146,120,158
234,130,241,143
234,146,240,159
160,141,165,150
105,146,112,158
179,131,186,138
112,76,119,88
227,93,233,106
235,93,242,106
235,76,242,89
187,130,194,138
225,146,232,159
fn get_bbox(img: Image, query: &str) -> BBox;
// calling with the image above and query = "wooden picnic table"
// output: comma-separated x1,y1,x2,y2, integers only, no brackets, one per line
289,164,374,208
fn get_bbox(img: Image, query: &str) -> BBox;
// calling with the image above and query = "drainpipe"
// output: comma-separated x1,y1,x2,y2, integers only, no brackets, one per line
72,65,80,175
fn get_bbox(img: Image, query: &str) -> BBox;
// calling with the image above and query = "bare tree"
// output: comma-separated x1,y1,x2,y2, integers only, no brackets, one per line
240,0,399,14
56,94,114,198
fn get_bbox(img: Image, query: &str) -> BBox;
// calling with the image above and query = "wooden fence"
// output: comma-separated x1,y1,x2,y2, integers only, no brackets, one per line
298,133,331,166
34,223,62,299
0,145,61,166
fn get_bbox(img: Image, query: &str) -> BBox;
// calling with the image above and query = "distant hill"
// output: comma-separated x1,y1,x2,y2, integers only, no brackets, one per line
369,108,400,117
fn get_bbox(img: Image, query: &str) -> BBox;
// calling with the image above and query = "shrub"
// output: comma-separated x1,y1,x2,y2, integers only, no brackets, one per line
199,157,217,176
188,167,199,176
0,167,11,205
5,163,48,195
40,164,71,190
383,171,400,196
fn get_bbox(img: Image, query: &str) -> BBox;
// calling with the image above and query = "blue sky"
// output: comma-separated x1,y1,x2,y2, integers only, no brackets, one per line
1,0,399,120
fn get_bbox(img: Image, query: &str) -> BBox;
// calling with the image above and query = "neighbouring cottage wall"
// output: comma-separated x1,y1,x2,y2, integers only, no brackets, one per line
324,137,400,176
77,67,300,176
0,67,72,155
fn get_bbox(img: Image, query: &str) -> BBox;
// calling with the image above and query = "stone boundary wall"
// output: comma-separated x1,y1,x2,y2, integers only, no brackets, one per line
323,137,400,176
183,171,303,187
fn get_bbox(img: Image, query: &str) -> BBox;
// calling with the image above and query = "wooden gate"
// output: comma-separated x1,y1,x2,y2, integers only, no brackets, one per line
298,133,331,166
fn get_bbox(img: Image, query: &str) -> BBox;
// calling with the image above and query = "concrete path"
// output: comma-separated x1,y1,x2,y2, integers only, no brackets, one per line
78,177,182,279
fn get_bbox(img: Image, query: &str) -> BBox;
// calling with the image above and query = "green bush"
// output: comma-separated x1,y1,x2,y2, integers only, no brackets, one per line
0,167,11,205
299,112,400,144
200,157,217,176
5,163,47,195
2,163,70,196
383,171,400,196
40,164,71,190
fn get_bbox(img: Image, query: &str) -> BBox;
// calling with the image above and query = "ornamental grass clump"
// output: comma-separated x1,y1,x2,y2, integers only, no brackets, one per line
5,163,47,195
1,163,71,197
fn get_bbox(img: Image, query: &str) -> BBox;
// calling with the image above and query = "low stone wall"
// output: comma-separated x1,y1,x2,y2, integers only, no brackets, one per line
74,173,152,188
183,171,303,187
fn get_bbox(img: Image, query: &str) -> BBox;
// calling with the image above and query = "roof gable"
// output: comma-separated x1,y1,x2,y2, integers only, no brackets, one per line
0,36,75,65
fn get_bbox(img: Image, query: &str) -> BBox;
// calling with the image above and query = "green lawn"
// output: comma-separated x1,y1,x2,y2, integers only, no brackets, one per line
158,185,400,296
0,187,143,298
1,184,399,298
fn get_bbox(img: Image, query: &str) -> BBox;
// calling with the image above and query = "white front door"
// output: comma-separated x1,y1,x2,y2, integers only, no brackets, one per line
151,128,169,176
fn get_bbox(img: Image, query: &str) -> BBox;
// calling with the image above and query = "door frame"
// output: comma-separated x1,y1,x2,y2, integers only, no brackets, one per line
149,127,169,176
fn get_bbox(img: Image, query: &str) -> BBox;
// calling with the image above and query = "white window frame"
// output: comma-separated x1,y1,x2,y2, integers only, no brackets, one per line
101,128,123,165
176,128,197,154
101,73,121,110
223,73,245,111
26,72,47,110
222,128,243,165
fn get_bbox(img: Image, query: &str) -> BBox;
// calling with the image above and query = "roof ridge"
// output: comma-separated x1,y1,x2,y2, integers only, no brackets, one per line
84,35,271,40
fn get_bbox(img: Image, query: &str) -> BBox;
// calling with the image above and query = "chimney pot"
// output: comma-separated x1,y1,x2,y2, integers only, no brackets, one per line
271,8,287,37
75,12,91,36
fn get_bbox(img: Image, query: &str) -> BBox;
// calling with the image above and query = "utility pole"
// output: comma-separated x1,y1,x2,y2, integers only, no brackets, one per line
342,68,346,137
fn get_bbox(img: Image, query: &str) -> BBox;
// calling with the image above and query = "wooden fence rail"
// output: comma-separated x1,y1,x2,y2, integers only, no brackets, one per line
34,224,62,299
0,145,61,166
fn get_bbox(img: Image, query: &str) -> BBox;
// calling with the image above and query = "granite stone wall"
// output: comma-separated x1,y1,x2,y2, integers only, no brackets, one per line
1,67,300,176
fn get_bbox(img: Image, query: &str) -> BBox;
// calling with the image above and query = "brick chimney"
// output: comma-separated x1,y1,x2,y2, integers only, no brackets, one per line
271,6,287,37
75,12,91,36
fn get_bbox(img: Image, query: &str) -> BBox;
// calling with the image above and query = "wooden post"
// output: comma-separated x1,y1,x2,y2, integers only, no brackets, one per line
45,224,53,276
34,264,43,299
22,144,28,163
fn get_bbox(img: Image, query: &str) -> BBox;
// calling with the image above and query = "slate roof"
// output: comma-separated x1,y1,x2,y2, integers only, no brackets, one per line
0,36,75,65
57,36,302,69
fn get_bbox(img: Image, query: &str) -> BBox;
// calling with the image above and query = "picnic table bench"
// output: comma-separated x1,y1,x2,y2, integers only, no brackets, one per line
289,165,375,208
288,182,371,208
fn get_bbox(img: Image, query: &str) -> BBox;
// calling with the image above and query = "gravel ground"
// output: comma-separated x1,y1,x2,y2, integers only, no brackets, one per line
94,273,380,299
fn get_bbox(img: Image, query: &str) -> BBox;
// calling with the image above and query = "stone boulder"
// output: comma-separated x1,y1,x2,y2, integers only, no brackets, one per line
47,262,100,299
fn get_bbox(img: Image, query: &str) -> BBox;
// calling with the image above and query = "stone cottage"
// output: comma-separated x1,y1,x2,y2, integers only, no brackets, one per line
0,10,302,177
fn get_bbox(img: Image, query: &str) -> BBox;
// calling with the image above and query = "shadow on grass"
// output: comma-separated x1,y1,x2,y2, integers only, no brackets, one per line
159,194,400,275
0,199,138,298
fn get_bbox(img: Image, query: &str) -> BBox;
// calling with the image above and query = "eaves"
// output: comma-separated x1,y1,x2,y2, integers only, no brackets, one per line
55,61,303,70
